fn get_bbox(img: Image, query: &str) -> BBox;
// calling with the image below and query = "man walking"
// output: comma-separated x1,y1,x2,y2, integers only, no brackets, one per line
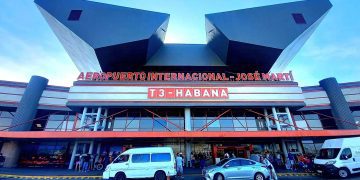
176,153,184,178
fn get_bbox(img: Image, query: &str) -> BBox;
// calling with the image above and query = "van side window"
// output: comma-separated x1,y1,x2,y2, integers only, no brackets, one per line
132,154,150,163
151,153,171,162
340,148,352,160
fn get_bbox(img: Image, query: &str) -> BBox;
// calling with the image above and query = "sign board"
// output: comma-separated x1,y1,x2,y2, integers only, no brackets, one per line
77,71,294,82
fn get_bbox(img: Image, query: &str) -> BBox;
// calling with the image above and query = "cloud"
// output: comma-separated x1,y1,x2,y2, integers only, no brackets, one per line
0,27,78,87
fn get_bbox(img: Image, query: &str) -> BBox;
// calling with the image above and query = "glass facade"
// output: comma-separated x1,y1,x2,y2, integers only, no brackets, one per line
352,110,360,129
191,109,268,131
18,142,70,167
293,113,324,130
0,111,14,131
108,109,184,132
45,114,80,131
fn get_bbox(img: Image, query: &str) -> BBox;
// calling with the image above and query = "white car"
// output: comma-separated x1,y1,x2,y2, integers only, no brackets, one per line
314,137,360,178
202,158,270,180
102,147,177,180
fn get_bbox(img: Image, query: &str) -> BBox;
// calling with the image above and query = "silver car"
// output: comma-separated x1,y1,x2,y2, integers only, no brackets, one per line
202,158,270,180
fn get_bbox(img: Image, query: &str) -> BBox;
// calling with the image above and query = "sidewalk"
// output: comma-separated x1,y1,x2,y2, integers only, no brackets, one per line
0,167,317,179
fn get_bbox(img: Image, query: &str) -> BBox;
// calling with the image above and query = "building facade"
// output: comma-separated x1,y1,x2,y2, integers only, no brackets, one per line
0,0,359,169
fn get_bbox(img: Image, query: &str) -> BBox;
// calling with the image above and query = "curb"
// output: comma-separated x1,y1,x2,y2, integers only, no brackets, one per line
0,173,318,179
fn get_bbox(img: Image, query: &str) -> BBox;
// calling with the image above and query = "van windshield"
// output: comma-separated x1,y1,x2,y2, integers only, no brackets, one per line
317,148,341,159
113,154,129,163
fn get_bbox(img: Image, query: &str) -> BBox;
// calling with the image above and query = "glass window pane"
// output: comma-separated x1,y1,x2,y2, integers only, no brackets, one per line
127,120,139,129
220,120,233,127
140,119,153,129
151,153,171,162
114,118,126,128
132,154,150,163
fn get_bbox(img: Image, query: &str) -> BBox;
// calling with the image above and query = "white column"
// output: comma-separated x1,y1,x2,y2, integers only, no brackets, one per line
184,107,191,131
68,141,78,169
297,140,303,153
79,107,88,131
281,139,288,159
94,107,102,131
185,142,191,167
102,109,108,131
95,143,102,162
264,109,271,131
88,141,94,154
285,107,296,130
272,107,281,131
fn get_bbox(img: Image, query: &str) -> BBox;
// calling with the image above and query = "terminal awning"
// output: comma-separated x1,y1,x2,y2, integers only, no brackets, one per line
0,130,359,139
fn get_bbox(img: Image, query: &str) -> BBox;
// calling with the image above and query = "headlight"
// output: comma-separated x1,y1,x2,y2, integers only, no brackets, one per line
325,160,336,165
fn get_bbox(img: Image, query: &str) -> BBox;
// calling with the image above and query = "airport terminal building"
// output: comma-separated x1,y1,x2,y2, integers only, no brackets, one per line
0,0,360,168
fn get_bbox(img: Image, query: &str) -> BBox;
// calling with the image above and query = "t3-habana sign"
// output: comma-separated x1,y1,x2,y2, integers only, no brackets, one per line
77,71,294,82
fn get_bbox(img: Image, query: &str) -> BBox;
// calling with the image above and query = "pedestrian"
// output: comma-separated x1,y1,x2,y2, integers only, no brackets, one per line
261,156,278,180
75,156,81,171
82,154,90,172
0,153,5,168
191,152,195,168
200,154,206,169
89,154,94,171
287,151,295,171
224,152,230,159
176,153,184,178
231,152,236,158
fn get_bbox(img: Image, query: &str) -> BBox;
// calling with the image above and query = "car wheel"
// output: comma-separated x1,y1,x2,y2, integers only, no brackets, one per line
213,173,224,180
115,172,126,180
338,168,350,178
254,172,265,180
154,170,166,180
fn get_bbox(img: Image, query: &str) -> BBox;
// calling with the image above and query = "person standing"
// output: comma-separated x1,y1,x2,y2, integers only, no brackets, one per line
287,151,295,171
261,156,278,180
82,154,90,172
176,153,184,178
191,152,195,168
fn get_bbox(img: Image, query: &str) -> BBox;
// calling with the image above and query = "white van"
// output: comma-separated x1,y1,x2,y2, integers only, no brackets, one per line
314,137,360,178
102,147,177,180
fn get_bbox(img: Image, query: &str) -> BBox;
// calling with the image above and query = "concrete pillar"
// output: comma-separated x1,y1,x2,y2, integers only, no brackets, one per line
82,143,87,154
184,108,191,131
68,141,78,169
297,140,303,153
88,141,94,154
95,143,101,162
0,141,21,167
264,109,271,131
79,107,88,131
10,76,48,131
185,142,191,167
281,139,288,159
319,78,357,129
272,107,281,131
94,107,102,131
285,107,296,130
102,109,108,131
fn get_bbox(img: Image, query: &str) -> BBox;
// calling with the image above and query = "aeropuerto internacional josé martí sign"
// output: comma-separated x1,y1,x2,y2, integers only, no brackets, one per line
77,71,294,82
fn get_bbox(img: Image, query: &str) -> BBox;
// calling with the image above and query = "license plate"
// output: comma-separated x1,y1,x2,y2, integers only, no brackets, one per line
317,170,323,173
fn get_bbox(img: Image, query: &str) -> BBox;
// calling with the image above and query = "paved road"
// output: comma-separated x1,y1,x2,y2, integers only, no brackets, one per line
3,175,360,180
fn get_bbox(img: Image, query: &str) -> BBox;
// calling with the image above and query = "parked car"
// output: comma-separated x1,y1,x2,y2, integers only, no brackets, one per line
314,137,360,178
202,158,270,180
102,147,177,180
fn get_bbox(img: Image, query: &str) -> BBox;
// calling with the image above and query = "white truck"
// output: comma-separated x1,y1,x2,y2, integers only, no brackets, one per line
314,137,360,178
102,147,177,180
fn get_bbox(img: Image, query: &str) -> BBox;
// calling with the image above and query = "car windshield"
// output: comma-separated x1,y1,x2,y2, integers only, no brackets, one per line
317,148,341,159
113,154,129,163
216,159,230,166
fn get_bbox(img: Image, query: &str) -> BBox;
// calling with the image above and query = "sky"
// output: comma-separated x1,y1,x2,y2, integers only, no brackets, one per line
0,0,359,87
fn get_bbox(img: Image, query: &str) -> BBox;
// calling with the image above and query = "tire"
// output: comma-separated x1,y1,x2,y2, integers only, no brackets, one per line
115,172,126,180
154,170,166,180
213,173,224,180
254,172,265,180
338,168,350,179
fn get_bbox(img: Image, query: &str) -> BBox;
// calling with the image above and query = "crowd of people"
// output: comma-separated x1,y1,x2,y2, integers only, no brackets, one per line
250,150,315,173
74,151,120,172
